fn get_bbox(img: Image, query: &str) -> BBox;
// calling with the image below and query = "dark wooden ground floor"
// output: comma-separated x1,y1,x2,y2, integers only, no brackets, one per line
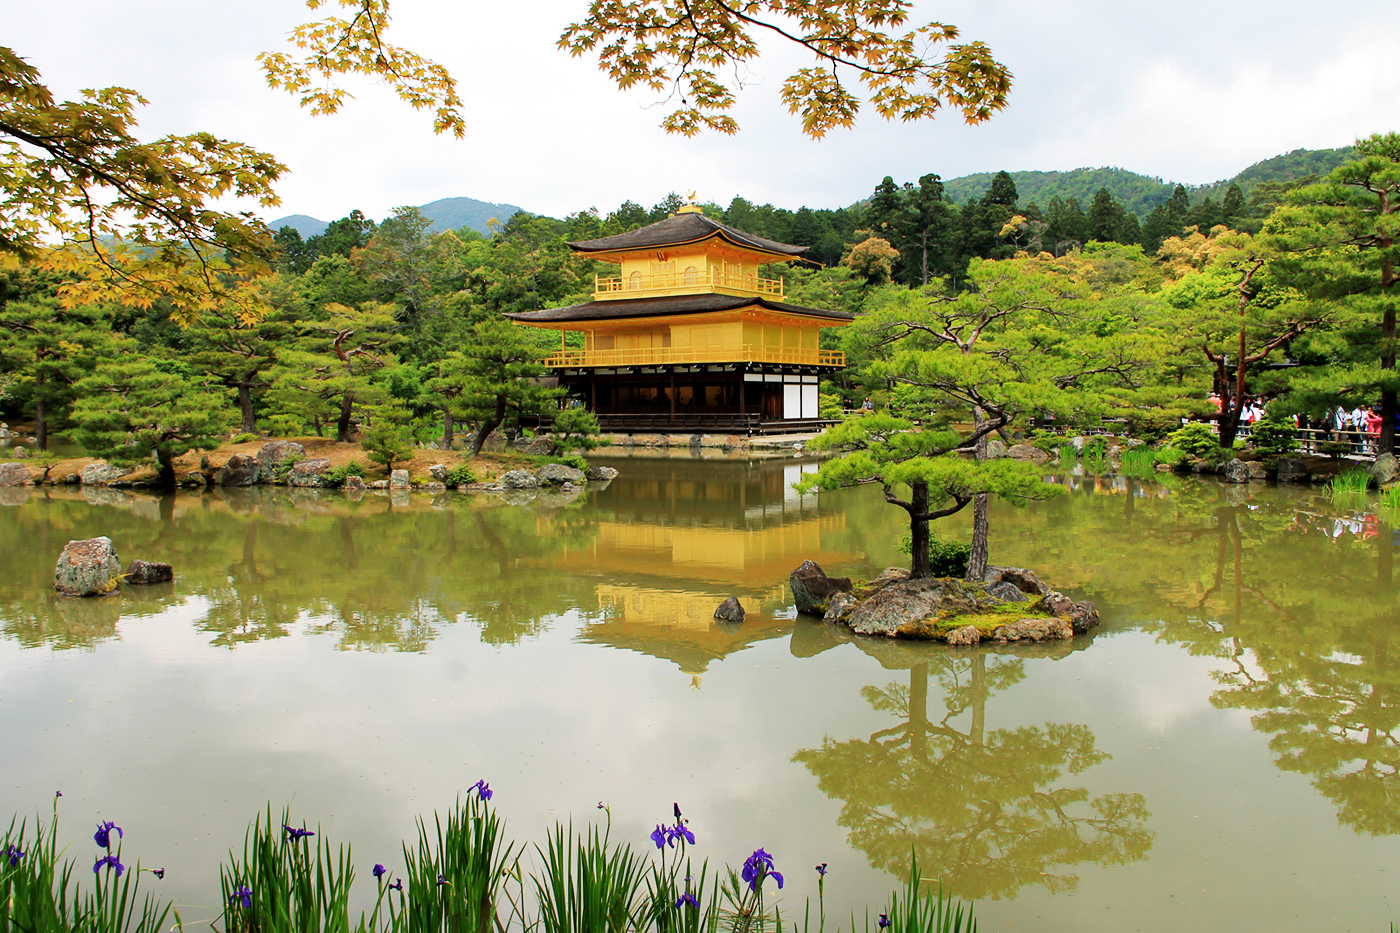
542,362,840,435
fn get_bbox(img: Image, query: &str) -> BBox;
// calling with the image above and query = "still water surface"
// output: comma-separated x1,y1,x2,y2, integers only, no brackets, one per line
1,454,1398,931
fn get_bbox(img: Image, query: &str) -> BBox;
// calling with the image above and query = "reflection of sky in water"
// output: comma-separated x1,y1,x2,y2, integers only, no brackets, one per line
1,461,1398,932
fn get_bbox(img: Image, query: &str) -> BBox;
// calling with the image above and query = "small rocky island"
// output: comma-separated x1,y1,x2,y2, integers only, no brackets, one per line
789,560,1099,645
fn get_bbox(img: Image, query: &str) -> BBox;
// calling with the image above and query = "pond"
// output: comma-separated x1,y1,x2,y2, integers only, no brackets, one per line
1,453,1398,931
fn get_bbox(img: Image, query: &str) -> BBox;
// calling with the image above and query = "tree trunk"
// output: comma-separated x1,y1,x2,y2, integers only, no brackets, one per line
469,393,508,458
909,662,929,762
336,395,355,443
34,378,47,451
909,480,931,579
237,382,258,435
965,406,990,582
442,408,455,449
1381,297,1395,455
155,449,177,489
969,653,986,747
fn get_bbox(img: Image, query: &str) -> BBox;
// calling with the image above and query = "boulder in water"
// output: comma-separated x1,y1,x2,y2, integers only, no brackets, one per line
54,536,122,597
714,596,746,623
789,560,853,616
126,559,173,585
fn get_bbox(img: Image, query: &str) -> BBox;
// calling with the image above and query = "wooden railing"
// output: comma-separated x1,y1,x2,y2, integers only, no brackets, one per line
540,345,844,368
594,269,785,299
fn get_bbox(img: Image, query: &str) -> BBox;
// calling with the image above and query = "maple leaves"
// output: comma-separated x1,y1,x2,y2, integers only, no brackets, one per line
560,0,1012,138
0,47,285,323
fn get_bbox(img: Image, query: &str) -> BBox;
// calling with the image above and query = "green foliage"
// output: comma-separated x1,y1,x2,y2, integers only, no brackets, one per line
1118,447,1157,479
550,407,604,454
875,855,978,933
399,793,517,933
1327,469,1373,510
360,420,413,472
231,432,259,445
533,822,645,933
898,534,971,577
323,460,366,488
1166,423,1220,457
1317,440,1353,458
444,465,478,488
1,801,172,933
218,807,356,933
1379,485,1400,527
1248,415,1297,456
549,455,590,473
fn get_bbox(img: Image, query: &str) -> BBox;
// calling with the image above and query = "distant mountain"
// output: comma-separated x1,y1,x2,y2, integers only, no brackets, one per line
937,146,1353,218
942,167,1173,216
268,196,523,239
272,213,331,239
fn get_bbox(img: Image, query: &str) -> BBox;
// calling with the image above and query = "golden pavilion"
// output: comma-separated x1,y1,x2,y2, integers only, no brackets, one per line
507,205,852,434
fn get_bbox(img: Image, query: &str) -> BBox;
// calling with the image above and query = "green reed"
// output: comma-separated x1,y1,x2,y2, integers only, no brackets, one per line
0,799,172,933
1118,447,1157,480
216,806,357,933
1326,469,1373,511
857,856,976,933
1379,485,1400,526
533,820,648,933
399,790,516,933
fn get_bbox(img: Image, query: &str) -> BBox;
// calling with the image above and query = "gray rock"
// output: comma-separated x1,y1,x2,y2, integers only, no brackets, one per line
1370,453,1399,486
536,462,586,485
214,453,261,487
991,617,1073,643
986,439,1008,459
343,475,367,491
81,461,132,486
1126,438,1146,447
790,559,854,616
288,458,333,487
389,469,411,488
986,580,1029,603
125,559,173,585
0,462,31,486
714,596,746,623
54,536,122,597
1190,458,1219,474
1007,444,1051,464
1276,457,1309,483
499,469,539,489
1042,591,1075,616
1221,458,1250,484
421,481,447,492
586,465,620,482
11,446,28,459
63,473,80,485
846,578,949,636
866,567,911,591
822,591,860,624
1069,601,1101,635
520,436,555,456
945,624,981,646
1068,436,1087,451
1246,460,1269,479
983,566,1051,597
428,463,450,482
369,479,390,489
181,470,206,486
255,441,306,472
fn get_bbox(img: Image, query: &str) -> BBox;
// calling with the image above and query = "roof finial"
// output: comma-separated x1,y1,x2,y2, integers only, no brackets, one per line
678,191,702,214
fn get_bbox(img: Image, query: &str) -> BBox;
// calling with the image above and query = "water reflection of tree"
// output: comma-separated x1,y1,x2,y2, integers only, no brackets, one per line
794,653,1152,900
1151,491,1400,837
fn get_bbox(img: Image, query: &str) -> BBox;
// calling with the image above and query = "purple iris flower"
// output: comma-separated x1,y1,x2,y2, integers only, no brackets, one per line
651,824,668,849
741,848,783,892
878,913,890,929
437,874,449,886
230,884,252,908
673,802,682,820
93,854,125,876
816,863,828,877
672,822,695,846
152,868,165,880
389,878,403,892
470,780,492,801
93,821,122,849
55,791,62,798
6,844,24,867
283,825,315,841
373,864,387,879
675,892,699,909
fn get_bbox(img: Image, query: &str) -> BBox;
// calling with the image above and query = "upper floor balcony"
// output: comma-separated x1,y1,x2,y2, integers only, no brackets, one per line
594,268,786,301
539,344,844,369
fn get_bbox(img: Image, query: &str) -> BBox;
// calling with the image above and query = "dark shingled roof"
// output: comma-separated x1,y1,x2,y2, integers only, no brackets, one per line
507,293,853,324
568,211,808,257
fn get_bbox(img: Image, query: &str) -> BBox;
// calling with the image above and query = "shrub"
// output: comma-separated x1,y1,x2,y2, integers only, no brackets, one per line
1028,429,1063,452
1249,415,1298,457
323,460,366,487
361,422,412,471
444,465,478,488
1155,446,1190,469
548,454,589,472
550,407,604,453
1166,423,1220,458
898,534,971,577
1318,440,1352,458
1119,447,1156,479
230,432,259,445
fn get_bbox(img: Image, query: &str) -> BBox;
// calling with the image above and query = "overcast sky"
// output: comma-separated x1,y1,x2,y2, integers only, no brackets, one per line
9,1,1397,222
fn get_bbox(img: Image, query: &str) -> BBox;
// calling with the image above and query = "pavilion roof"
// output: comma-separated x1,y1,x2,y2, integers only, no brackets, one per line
506,293,854,324
568,211,808,258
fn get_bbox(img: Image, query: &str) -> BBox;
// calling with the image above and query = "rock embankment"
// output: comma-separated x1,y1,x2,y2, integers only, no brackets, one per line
790,561,1099,644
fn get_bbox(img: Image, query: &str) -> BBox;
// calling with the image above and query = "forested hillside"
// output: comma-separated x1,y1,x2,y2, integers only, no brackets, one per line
270,195,523,239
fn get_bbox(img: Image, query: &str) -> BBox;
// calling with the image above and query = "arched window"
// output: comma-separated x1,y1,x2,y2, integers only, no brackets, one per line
629,271,643,290
683,265,698,285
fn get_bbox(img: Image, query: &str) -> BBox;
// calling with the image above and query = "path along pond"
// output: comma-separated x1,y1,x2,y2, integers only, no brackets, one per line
1,451,1398,932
